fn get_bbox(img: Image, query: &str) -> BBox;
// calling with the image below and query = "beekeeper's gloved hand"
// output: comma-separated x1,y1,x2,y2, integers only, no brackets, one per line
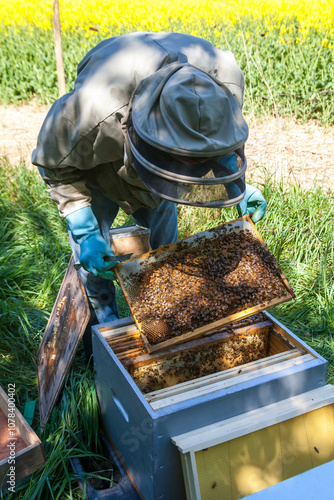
237,184,267,223
66,206,118,279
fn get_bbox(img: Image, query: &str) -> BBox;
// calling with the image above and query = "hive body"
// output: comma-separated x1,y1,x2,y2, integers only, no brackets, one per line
92,314,327,500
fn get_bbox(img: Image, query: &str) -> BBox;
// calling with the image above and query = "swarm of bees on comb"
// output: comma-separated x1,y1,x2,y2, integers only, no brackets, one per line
107,313,271,393
133,329,268,393
122,227,287,345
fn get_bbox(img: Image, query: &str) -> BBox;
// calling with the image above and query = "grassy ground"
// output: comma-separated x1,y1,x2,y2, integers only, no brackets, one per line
0,156,333,498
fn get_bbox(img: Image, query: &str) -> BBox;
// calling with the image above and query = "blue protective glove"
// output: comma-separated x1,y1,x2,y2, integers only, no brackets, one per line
66,206,118,279
237,184,267,223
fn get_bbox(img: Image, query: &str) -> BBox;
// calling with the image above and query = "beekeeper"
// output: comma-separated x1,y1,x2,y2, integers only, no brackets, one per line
32,31,266,340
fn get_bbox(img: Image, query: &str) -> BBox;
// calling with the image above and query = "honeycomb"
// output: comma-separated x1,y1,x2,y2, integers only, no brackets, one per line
117,220,290,346
132,329,269,394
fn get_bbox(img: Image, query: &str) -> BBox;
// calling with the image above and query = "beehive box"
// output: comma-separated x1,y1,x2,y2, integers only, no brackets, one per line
0,386,45,490
172,385,334,500
115,215,295,353
92,312,327,500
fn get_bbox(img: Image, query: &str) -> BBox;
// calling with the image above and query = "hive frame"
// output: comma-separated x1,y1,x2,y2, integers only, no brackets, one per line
115,215,295,353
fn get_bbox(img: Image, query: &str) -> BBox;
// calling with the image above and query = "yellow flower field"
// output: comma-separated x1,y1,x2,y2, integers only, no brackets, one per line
1,0,333,125
1,0,334,36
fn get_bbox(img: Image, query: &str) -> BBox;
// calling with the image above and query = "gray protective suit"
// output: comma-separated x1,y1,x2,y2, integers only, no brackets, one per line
32,32,245,217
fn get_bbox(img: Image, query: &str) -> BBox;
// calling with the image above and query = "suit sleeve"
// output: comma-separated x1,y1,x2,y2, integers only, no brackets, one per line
31,33,168,217
31,93,95,217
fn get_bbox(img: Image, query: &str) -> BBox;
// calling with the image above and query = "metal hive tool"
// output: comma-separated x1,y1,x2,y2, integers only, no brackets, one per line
115,215,295,353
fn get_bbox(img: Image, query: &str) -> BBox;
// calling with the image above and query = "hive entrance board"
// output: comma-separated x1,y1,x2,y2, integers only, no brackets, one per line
115,215,295,353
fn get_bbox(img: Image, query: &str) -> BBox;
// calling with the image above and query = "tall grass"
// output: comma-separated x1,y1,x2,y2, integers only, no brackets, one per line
0,158,333,497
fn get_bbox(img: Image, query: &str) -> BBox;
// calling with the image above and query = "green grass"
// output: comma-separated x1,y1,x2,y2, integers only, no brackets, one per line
0,21,333,125
0,157,333,498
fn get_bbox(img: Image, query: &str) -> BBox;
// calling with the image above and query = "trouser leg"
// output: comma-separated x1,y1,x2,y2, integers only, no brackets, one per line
132,199,178,249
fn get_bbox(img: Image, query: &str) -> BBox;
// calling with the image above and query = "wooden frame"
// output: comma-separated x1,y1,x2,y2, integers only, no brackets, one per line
172,385,334,500
115,215,295,353
114,321,271,394
37,256,90,426
0,386,45,487
109,320,272,370
146,350,313,411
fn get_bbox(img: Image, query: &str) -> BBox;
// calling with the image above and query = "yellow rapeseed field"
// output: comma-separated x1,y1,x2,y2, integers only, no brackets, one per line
1,0,334,36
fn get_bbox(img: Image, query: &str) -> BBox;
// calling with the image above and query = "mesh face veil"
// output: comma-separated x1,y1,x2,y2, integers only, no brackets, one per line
128,63,249,207
127,113,246,208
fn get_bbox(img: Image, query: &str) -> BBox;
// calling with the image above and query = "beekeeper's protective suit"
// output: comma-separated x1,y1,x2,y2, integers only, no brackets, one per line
32,32,266,345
